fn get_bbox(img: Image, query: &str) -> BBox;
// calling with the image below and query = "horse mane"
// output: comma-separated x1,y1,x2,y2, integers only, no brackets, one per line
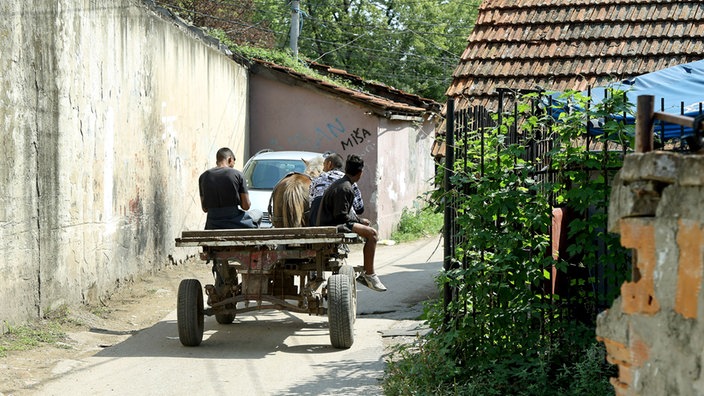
270,174,308,227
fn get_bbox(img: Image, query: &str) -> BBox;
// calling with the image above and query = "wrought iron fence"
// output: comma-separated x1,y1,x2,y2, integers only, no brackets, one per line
442,90,616,326
442,89,704,327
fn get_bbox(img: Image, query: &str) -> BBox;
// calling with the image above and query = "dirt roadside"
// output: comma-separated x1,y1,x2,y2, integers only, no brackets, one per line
0,259,207,395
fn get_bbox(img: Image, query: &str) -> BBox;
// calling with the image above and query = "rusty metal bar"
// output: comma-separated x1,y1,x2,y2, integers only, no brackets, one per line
653,111,704,129
636,95,654,153
635,94,704,153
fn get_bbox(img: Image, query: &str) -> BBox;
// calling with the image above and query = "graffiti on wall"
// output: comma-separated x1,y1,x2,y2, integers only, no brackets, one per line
269,117,376,157
341,127,372,151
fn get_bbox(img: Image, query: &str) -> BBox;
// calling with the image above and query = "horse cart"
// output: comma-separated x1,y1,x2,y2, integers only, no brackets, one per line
174,226,360,349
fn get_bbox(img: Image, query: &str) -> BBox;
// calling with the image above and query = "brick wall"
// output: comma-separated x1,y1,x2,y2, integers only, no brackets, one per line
597,152,704,395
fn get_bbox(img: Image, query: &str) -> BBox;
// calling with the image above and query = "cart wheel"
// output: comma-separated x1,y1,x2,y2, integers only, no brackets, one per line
177,279,204,346
338,264,357,318
328,273,355,349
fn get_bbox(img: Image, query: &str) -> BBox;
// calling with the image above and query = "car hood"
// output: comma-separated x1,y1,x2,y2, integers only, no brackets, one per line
248,188,273,215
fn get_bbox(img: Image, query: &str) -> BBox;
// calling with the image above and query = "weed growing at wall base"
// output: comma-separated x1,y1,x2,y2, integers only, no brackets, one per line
0,305,80,357
390,206,443,243
0,321,68,358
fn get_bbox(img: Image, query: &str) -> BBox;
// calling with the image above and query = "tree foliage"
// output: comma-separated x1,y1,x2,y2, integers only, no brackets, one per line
158,0,277,46
157,0,480,101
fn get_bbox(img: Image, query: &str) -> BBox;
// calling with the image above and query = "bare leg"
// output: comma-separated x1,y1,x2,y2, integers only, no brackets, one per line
352,223,378,274
363,238,376,274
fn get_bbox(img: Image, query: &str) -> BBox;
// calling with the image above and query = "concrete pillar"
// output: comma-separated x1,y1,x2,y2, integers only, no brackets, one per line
598,152,704,395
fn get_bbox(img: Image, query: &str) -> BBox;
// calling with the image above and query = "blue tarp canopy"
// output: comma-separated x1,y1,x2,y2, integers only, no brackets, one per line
564,60,704,140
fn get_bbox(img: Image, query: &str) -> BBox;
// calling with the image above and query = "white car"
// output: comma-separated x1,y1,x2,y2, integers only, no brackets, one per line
242,149,323,227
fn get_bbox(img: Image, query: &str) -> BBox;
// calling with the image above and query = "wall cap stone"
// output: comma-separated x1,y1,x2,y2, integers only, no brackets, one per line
620,151,704,186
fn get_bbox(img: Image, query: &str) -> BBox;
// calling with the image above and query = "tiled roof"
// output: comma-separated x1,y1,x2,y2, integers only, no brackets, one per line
251,59,441,117
447,0,704,110
307,61,441,112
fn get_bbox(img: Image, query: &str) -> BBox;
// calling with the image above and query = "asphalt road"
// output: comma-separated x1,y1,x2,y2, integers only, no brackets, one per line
33,236,444,396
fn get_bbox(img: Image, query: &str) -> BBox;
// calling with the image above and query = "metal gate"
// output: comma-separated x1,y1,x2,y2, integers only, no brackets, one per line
440,89,629,326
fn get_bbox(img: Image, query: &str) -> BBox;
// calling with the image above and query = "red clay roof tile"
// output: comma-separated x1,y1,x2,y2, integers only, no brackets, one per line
448,0,704,109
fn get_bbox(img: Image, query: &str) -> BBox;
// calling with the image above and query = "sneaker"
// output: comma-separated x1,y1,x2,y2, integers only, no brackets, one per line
357,273,387,292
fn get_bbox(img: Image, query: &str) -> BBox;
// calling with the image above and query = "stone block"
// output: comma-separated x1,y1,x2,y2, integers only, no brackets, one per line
620,152,681,183
658,186,704,223
677,155,704,186
596,300,629,342
608,178,661,233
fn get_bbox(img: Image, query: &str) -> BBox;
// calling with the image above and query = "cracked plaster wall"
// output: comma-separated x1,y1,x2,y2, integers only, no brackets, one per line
0,0,249,324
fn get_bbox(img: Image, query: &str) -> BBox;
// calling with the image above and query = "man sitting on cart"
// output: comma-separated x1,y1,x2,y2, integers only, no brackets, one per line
316,154,387,292
199,147,262,229
309,152,364,227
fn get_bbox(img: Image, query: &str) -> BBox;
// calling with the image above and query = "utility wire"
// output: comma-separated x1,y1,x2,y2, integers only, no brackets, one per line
298,35,460,65
311,31,371,63
407,28,462,59
155,0,466,73
302,14,474,33
158,2,462,65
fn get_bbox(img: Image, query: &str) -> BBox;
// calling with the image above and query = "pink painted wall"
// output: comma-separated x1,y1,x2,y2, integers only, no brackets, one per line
376,117,436,237
249,73,437,238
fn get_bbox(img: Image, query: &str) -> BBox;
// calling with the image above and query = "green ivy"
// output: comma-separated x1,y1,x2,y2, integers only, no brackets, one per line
384,90,631,394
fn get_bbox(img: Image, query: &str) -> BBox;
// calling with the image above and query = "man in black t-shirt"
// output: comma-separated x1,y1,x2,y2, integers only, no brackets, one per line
308,152,364,227
317,154,386,292
199,147,262,229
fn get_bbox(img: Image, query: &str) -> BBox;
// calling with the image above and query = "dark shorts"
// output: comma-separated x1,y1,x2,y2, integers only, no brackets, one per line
336,222,355,233
205,206,262,229
309,196,322,226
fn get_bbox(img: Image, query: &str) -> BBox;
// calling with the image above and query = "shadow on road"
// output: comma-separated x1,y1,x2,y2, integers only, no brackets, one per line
92,242,443,362
93,310,343,360
276,358,385,396
357,261,442,319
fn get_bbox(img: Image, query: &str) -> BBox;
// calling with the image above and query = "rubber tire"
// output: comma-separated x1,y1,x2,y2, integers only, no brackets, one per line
338,264,357,319
177,279,204,347
328,273,355,349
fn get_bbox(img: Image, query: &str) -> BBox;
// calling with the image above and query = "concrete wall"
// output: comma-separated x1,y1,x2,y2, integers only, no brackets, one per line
375,117,436,237
0,0,249,324
249,73,436,238
598,152,704,395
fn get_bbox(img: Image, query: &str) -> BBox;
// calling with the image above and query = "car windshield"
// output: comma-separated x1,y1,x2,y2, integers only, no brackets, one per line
244,159,307,189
